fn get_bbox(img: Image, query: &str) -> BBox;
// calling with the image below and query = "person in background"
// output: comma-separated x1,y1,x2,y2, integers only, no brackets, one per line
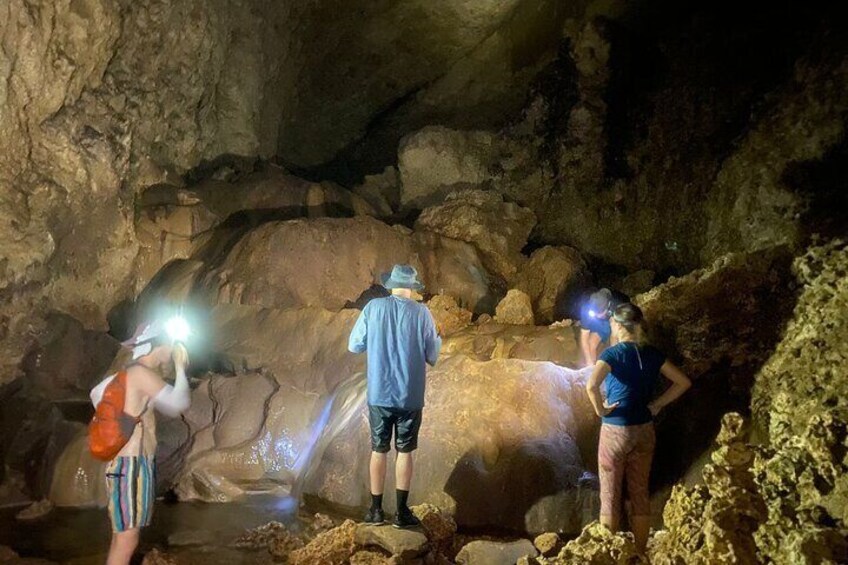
348,264,441,529
90,321,192,565
585,303,691,555
579,288,628,367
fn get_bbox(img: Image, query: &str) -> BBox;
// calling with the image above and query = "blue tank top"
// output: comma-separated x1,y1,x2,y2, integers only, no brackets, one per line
599,342,666,426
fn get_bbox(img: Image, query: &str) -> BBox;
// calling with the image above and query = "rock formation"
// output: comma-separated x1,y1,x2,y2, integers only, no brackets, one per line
415,189,537,283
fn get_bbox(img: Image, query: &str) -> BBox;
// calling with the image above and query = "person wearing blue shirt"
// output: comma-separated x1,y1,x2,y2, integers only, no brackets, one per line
579,288,629,367
348,264,441,529
585,303,691,556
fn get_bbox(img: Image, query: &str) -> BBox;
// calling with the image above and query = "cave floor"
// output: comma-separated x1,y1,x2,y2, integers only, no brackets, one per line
2,495,301,564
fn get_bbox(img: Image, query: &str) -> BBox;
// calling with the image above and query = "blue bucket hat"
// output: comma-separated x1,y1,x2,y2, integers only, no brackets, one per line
380,264,425,291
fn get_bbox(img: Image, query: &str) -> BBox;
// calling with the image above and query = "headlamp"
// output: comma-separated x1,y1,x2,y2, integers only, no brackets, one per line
165,315,191,343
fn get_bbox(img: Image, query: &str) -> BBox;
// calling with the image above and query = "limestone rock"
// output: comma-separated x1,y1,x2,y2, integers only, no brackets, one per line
514,246,590,324
289,519,357,565
231,520,308,560
397,126,549,213
20,313,120,401
636,246,793,378
751,240,848,446
618,270,655,299
648,413,765,564
438,322,582,369
135,167,377,288
415,189,536,283
354,524,429,559
703,58,848,262
304,357,599,534
399,128,503,210
350,549,397,565
141,549,178,565
554,522,641,565
455,539,537,565
411,504,458,552
15,499,53,521
353,167,401,217
192,216,496,314
427,295,473,336
495,290,535,326
533,533,561,557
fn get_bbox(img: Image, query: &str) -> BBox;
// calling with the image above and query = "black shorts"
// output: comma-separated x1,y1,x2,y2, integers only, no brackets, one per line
368,406,423,453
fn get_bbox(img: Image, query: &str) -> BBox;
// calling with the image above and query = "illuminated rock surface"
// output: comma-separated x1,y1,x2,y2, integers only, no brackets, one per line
495,289,537,326
303,357,599,534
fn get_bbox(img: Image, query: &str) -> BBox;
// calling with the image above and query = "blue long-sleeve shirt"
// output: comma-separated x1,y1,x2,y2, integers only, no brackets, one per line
348,296,441,410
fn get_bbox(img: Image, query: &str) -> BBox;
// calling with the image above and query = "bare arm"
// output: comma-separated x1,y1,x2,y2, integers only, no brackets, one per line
581,329,601,367
131,344,191,417
586,360,619,417
648,361,692,416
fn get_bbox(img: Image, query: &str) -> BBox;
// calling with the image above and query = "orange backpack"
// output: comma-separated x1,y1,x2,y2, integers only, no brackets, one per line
88,371,145,461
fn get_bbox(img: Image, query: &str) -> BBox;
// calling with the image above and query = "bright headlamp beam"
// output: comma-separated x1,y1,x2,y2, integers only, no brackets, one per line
165,315,191,342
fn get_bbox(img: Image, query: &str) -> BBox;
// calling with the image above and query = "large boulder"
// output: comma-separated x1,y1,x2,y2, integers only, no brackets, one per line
514,246,590,324
189,216,497,314
495,289,535,326
399,128,503,210
397,126,549,212
352,167,400,217
135,167,377,289
415,189,536,283
304,356,599,534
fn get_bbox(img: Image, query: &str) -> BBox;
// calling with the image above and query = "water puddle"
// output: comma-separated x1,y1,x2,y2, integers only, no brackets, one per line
1,495,301,564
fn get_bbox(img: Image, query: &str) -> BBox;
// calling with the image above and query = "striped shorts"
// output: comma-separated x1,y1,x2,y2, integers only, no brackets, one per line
105,456,155,532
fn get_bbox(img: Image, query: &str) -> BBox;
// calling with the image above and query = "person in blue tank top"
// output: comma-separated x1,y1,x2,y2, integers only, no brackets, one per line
585,303,691,555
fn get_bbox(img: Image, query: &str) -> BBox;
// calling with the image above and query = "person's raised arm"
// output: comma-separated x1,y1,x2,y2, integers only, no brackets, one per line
586,360,619,417
348,307,368,354
648,361,691,416
134,344,191,417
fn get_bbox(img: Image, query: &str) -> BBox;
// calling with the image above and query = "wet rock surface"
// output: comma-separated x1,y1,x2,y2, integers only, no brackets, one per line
304,356,599,534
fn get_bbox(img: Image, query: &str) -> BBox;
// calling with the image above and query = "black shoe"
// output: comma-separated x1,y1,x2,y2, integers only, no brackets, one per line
393,509,421,529
364,507,385,525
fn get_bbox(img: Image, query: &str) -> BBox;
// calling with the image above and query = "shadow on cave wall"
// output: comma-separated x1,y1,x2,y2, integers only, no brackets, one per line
647,250,799,492
783,134,848,244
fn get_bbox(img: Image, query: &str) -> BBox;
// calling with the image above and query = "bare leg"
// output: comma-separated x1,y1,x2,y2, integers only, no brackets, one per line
631,515,651,554
106,528,139,565
600,513,620,532
370,451,388,495
396,452,414,491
